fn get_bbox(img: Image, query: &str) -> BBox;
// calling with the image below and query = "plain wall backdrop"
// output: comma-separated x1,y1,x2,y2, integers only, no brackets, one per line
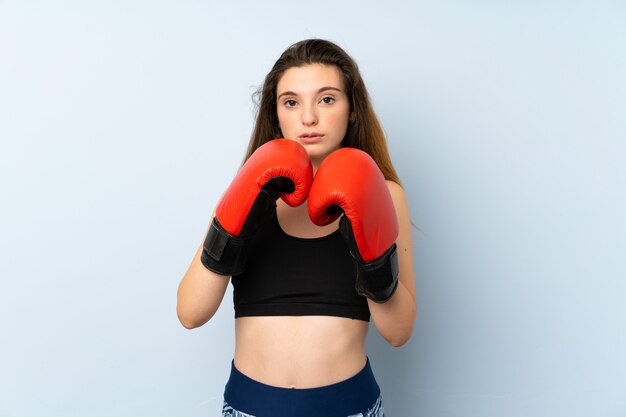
1,1,625,416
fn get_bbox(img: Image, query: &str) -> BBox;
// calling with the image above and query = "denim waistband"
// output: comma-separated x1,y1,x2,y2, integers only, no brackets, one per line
223,358,380,417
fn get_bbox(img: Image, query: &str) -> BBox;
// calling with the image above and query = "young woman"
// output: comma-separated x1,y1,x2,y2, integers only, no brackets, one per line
177,39,416,417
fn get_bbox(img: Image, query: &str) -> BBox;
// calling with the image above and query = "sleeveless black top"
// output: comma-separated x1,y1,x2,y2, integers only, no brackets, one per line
231,207,370,321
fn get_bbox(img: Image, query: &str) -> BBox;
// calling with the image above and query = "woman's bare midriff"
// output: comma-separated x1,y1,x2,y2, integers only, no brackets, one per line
234,315,369,389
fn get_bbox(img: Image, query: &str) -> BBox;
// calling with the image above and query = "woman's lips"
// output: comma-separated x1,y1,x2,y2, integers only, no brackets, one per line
299,134,324,144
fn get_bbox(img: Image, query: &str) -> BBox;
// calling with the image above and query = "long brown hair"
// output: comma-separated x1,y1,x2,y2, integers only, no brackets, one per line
244,39,400,184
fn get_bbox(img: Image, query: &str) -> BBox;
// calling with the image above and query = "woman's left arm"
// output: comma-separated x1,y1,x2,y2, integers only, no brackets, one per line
368,181,417,347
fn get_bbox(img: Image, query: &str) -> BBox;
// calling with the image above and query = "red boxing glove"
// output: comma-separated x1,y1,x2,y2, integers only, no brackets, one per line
202,139,313,275
308,148,399,302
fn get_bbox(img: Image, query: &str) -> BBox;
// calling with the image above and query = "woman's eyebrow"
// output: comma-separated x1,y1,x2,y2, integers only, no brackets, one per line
277,86,344,100
277,90,297,100
318,86,343,94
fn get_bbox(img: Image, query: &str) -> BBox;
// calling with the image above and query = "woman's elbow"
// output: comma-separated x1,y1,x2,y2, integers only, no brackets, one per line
385,329,413,348
178,315,201,330
176,304,212,329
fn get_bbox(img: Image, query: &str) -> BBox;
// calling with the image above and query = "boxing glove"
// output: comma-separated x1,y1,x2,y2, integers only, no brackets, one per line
308,148,399,302
201,139,313,275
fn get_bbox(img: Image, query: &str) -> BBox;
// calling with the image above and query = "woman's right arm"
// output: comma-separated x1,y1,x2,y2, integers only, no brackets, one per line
176,141,313,328
176,219,230,329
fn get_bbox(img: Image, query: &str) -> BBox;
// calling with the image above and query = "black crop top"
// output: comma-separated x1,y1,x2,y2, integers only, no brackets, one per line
231,207,370,321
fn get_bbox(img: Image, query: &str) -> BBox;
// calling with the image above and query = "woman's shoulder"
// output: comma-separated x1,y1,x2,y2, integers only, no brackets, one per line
385,180,410,221
385,180,406,201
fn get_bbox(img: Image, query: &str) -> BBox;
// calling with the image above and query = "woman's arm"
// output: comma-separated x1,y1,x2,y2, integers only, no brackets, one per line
177,140,315,329
368,181,417,347
176,218,230,329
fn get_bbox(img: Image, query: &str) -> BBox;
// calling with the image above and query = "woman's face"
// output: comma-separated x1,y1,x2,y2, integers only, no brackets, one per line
276,64,351,166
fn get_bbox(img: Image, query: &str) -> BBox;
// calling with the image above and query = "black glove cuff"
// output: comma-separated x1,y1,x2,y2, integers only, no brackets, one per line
354,244,399,303
200,218,250,276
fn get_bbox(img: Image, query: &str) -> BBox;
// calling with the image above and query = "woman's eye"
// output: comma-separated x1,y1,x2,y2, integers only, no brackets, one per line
284,99,297,107
321,97,335,104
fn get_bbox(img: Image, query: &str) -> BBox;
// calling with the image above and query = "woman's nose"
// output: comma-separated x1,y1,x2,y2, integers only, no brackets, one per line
301,105,318,126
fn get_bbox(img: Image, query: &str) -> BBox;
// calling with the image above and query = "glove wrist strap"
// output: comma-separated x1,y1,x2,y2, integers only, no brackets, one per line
355,244,399,303
201,218,250,276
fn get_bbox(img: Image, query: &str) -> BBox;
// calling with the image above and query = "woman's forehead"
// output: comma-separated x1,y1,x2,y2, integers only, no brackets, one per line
277,64,344,94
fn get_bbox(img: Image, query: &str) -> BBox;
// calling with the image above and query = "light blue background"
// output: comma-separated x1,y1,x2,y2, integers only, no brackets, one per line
1,1,625,416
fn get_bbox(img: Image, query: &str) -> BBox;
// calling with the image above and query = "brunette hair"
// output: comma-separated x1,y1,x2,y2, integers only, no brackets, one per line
245,39,400,184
